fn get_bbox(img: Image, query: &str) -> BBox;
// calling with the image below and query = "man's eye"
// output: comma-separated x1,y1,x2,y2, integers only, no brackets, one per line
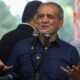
47,15,55,19
38,15,44,18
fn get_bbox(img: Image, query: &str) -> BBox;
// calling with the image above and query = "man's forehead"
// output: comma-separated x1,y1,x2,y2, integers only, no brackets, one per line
38,4,59,15
38,4,60,12
39,4,59,9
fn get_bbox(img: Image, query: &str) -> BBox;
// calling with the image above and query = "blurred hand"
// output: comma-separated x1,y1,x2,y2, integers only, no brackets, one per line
0,60,13,71
0,60,5,70
0,60,13,76
60,64,80,80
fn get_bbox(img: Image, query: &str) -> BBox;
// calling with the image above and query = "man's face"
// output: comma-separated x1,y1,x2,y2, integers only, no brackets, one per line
36,4,63,34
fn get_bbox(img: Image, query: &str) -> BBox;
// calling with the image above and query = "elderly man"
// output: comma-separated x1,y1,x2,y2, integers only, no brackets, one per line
6,2,80,80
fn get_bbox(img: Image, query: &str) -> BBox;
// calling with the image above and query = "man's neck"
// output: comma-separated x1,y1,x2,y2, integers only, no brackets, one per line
39,33,57,46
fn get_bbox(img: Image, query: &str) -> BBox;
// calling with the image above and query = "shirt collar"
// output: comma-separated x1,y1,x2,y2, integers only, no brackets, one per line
37,35,60,47
50,35,60,47
21,22,33,27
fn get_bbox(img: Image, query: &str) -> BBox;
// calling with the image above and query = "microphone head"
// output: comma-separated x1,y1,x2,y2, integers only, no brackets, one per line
44,32,51,37
32,30,39,37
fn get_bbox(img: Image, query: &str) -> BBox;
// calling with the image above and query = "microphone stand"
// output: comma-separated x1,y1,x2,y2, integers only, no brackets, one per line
31,30,41,80
31,46,41,80
31,31,51,80
44,32,50,53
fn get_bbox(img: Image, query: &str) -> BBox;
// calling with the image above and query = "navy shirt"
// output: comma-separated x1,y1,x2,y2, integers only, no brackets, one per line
7,36,80,80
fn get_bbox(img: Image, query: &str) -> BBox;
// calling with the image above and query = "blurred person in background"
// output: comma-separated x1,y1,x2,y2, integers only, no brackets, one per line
71,37,80,55
71,0,80,55
0,0,42,71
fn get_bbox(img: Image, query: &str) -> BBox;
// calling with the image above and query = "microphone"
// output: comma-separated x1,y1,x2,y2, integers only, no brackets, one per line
44,32,51,52
31,30,39,50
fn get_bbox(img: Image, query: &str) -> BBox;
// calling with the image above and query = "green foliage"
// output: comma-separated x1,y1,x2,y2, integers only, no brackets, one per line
58,0,74,43
58,7,74,43
0,1,18,38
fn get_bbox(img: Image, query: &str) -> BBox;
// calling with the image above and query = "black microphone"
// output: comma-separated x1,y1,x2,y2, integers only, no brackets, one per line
31,30,40,80
44,32,51,52
31,30,39,50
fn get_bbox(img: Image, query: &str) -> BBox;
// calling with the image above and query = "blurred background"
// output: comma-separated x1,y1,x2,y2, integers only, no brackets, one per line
0,0,74,43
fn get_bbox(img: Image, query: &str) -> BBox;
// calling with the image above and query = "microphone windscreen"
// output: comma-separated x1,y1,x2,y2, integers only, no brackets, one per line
44,32,51,37
32,30,39,37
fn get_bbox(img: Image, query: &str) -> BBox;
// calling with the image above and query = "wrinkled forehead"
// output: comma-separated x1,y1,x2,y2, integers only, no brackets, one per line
37,4,60,14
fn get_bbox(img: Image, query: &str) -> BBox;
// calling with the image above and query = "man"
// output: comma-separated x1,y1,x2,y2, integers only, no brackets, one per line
0,1,42,66
7,2,80,80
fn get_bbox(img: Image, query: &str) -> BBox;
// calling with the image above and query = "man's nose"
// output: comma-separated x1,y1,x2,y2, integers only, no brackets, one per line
42,16,49,23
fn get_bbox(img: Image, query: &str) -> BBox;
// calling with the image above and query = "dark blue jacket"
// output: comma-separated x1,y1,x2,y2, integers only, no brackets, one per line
0,23,33,63
7,37,80,80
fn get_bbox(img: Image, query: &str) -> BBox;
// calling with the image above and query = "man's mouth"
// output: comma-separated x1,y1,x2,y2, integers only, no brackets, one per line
41,25,48,27
40,25,49,29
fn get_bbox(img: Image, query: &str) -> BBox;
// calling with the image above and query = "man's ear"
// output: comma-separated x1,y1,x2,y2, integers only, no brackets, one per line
34,15,38,24
33,15,38,30
58,20,64,28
